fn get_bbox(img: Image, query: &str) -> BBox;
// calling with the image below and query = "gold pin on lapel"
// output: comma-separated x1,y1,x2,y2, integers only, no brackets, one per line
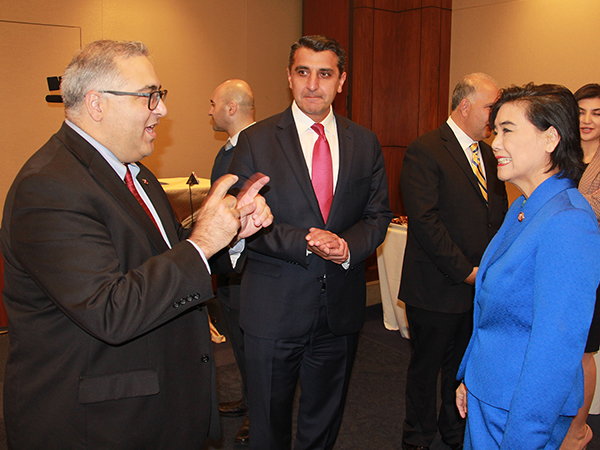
518,212,524,222
142,179,149,185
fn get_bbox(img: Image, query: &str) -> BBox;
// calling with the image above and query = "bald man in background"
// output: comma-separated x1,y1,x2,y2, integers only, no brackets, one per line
208,79,256,446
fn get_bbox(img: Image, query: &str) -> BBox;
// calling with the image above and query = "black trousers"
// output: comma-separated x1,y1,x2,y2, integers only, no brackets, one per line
244,294,359,450
217,274,248,407
403,304,473,447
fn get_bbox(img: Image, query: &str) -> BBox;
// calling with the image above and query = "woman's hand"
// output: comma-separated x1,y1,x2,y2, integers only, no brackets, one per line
456,383,468,418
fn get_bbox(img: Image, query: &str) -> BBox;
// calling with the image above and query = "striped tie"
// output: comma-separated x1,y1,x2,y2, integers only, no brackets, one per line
470,142,488,205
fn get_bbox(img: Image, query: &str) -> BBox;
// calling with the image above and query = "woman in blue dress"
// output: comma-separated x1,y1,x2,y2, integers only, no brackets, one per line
456,83,600,449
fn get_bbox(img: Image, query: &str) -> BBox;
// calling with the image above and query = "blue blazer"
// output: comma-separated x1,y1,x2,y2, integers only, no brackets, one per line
457,175,600,448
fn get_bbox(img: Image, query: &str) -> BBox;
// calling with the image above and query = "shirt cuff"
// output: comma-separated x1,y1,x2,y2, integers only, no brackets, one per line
186,239,211,274
229,239,245,268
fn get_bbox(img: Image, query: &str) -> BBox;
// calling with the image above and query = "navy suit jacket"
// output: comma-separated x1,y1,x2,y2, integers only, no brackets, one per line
458,175,600,448
1,122,220,449
400,122,508,313
229,107,392,339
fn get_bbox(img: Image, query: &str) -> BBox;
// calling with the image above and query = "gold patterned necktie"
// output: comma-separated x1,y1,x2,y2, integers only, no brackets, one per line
469,142,488,205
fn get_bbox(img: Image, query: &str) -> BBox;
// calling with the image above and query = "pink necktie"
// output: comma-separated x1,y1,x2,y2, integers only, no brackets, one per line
311,123,333,222
124,166,160,230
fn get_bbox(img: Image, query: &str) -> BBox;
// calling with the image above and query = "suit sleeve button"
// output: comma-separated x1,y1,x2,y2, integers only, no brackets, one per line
201,355,210,363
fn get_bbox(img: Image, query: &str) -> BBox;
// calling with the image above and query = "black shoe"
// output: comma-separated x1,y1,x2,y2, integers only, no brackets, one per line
219,399,248,417
401,443,429,450
234,416,249,445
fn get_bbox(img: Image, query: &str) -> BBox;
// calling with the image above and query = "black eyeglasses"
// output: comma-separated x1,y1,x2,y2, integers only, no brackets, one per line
99,89,168,111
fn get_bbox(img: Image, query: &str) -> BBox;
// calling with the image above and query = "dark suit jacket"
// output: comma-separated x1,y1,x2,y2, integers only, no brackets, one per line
211,143,243,309
399,122,508,314
229,107,392,339
0,123,220,449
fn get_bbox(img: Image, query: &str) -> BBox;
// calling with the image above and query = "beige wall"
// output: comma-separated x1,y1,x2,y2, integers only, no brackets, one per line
0,0,302,219
451,0,600,202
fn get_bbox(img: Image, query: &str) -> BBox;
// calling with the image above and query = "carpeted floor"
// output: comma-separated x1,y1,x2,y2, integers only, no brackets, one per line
1,286,600,449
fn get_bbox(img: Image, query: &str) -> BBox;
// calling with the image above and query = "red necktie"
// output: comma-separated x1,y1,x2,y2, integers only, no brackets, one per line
124,166,160,230
311,123,333,222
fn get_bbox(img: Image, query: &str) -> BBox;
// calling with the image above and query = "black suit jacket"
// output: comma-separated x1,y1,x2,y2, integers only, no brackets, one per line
0,123,220,449
399,122,508,313
229,107,392,339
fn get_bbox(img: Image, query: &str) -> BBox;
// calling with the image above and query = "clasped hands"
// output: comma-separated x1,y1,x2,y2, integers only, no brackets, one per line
189,173,273,259
305,227,349,265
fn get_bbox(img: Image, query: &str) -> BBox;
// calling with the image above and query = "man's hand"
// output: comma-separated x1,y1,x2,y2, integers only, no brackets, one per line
456,383,468,418
463,267,478,285
305,227,349,264
236,173,273,240
188,174,241,259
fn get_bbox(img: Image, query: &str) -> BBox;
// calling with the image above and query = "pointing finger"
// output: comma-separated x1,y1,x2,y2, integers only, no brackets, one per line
208,174,239,202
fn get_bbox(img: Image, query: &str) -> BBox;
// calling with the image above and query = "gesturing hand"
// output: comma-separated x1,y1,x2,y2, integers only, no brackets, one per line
188,174,241,259
236,173,273,240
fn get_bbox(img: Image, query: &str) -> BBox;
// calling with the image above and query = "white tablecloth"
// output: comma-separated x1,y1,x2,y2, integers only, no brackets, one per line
159,176,211,227
376,223,409,338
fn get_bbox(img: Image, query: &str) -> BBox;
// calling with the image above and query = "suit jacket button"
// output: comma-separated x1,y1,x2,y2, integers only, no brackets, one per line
201,355,210,363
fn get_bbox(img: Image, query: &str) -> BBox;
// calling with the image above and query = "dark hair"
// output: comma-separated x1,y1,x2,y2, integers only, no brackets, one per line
490,83,584,181
288,35,346,76
574,83,600,102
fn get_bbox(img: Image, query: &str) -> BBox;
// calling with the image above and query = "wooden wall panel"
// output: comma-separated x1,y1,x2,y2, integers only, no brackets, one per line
303,0,452,217
372,9,421,147
351,6,374,129
374,0,421,11
439,7,452,121
382,146,407,216
419,6,443,136
302,0,351,117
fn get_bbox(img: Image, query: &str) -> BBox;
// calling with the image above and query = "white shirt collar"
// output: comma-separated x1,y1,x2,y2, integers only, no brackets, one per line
447,116,477,150
291,101,335,135
65,120,137,179
229,122,256,148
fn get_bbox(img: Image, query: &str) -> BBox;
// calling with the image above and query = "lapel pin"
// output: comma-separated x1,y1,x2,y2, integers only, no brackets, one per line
142,179,149,185
518,212,524,222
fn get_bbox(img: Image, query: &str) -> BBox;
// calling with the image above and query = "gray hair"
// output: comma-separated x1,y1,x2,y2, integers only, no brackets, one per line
451,72,497,111
61,40,149,111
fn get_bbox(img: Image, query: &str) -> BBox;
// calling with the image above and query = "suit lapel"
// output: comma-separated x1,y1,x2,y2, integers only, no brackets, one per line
137,164,178,250
328,114,353,227
59,123,170,254
441,123,488,207
275,109,324,223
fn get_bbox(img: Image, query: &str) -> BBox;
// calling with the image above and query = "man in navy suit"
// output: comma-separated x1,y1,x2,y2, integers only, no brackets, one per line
229,35,392,450
399,73,508,450
0,40,271,449
209,78,256,445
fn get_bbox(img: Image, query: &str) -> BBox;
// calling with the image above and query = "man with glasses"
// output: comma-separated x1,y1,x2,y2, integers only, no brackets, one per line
0,40,272,449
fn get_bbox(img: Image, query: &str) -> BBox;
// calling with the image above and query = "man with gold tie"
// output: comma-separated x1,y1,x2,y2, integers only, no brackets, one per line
399,73,508,450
